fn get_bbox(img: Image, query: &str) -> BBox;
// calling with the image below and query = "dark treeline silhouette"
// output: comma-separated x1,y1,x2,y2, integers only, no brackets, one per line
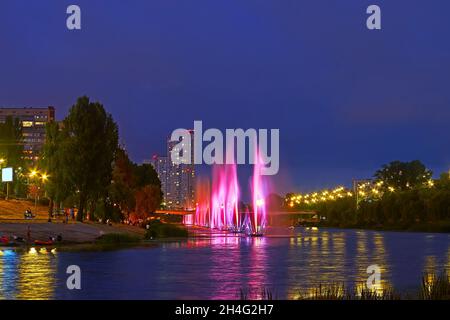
287,161,450,232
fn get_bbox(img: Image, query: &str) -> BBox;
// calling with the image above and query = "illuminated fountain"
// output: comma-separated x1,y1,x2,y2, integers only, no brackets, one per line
212,164,241,231
184,153,269,236
248,152,268,236
194,176,211,227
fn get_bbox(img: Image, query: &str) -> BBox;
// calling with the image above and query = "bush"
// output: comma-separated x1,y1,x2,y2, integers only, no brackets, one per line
96,233,141,244
144,220,188,239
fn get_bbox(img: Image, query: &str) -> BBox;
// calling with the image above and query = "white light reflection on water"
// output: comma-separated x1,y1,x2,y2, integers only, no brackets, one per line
0,248,58,300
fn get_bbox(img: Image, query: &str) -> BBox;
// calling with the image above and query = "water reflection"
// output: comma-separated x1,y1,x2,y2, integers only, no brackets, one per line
424,255,437,274
0,248,57,300
209,236,242,299
285,230,347,299
355,231,369,281
242,237,269,299
422,255,438,291
447,247,450,274
0,249,19,299
354,232,391,296
372,233,390,292
0,229,449,299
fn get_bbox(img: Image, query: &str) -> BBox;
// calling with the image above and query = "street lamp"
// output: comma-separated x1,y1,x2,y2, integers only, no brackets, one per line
29,169,38,178
28,169,41,210
38,172,51,222
41,173,49,182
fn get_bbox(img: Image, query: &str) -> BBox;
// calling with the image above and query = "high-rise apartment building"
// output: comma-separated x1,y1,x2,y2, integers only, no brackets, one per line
151,131,196,210
0,107,55,160
150,154,169,206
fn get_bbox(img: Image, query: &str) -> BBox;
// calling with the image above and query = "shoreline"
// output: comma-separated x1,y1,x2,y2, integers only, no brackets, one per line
3,221,449,253
0,220,145,247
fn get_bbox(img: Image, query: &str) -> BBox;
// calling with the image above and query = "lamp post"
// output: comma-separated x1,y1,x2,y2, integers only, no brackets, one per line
352,178,372,210
0,159,5,200
28,169,40,210
39,173,50,222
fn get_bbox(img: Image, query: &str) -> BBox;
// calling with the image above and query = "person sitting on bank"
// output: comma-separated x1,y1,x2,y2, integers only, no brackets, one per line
24,209,33,219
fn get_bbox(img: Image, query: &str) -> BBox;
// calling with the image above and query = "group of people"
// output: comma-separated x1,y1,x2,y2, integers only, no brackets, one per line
63,207,76,223
49,207,76,223
24,207,76,223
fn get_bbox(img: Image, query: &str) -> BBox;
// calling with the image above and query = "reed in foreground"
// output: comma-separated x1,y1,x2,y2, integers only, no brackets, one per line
239,271,450,300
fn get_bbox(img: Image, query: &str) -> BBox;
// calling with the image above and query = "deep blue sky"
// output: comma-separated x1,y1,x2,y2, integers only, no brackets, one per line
1,1,449,196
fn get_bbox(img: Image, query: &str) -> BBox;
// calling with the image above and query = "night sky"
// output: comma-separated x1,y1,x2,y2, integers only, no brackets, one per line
1,1,449,197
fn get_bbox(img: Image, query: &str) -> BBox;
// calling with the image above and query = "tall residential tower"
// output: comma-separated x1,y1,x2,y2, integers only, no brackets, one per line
151,131,195,210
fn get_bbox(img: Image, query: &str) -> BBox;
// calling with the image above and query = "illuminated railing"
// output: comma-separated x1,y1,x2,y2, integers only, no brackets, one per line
285,179,436,208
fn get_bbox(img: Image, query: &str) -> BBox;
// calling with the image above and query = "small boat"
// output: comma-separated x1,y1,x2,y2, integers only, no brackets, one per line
34,240,54,246
0,236,10,245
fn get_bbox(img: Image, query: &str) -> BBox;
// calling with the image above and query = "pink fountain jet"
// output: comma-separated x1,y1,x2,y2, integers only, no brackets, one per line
185,153,269,236
248,151,268,236
210,164,240,230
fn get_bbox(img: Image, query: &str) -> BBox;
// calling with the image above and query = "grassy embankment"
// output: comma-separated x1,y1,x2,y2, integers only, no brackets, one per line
0,199,188,250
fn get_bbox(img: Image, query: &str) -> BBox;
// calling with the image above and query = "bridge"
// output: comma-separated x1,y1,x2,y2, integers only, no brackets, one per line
155,209,317,216
155,209,195,215
270,210,317,216
155,209,320,226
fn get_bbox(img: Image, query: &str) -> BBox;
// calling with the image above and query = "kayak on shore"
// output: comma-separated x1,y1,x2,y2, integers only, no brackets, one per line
34,239,54,245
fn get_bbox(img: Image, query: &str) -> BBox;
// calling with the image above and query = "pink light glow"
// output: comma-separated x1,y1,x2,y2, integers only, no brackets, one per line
249,150,268,235
184,151,269,235
210,164,240,230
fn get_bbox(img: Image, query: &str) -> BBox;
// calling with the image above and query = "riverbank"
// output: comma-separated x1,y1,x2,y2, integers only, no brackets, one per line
0,220,145,245
0,199,48,220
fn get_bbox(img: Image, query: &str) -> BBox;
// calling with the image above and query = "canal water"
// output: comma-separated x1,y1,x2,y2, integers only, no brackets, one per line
0,228,449,299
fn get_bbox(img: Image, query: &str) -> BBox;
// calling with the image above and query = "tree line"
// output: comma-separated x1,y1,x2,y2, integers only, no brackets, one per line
0,116,28,196
287,160,450,232
1,96,162,222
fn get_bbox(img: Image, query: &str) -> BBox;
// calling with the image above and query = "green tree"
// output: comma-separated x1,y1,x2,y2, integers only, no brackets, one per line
133,163,162,189
132,163,162,218
108,148,136,220
61,96,119,221
436,172,450,190
0,116,23,167
374,160,432,191
135,185,162,218
40,121,72,219
106,150,163,222
0,116,25,197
